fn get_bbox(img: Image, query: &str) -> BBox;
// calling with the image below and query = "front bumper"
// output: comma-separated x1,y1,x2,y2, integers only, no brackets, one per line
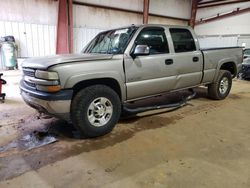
241,64,250,78
20,81,73,120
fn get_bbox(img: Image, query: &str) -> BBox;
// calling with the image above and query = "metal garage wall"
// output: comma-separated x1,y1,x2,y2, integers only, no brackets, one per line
0,0,58,58
198,36,238,48
0,21,56,57
198,35,250,49
73,27,104,53
238,36,250,48
195,2,250,49
0,0,58,25
149,0,191,20
73,1,190,28
72,0,190,53
75,0,191,20
195,2,250,36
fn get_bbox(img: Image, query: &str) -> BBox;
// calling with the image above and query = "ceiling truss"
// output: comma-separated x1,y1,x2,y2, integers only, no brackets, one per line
190,0,250,26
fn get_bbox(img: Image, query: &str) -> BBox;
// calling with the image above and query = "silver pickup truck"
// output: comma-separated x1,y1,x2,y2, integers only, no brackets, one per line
20,24,243,137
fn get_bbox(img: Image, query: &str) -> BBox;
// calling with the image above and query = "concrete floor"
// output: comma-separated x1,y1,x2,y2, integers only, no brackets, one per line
0,70,250,188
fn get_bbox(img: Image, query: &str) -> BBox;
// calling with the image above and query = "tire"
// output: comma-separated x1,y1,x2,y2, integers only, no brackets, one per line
208,70,232,100
71,85,121,138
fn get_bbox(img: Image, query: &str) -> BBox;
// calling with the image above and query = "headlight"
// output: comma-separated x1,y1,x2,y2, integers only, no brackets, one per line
34,70,61,92
35,70,59,80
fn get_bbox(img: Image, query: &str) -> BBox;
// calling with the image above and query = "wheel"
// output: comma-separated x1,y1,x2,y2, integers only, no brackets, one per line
71,85,121,138
208,70,232,100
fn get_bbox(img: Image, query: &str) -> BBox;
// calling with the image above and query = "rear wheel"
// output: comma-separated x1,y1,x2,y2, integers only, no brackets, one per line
71,85,121,138
208,70,232,100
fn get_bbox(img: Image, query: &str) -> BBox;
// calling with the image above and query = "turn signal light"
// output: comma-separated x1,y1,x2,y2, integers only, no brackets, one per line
36,85,61,92
47,85,61,92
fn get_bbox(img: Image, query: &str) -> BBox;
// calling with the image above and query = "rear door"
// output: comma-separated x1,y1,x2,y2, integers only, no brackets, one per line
124,26,177,100
168,28,203,89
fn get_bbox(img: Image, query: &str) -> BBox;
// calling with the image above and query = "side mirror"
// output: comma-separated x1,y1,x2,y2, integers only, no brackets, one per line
131,45,150,59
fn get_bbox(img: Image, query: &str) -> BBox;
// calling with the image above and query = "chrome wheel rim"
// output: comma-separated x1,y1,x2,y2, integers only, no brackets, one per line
87,97,113,127
219,77,229,95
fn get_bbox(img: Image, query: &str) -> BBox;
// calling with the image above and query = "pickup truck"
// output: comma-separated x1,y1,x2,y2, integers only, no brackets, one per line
20,24,243,137
239,48,250,79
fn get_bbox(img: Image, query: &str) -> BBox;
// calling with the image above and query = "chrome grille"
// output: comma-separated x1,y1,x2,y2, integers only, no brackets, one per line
23,68,35,77
22,68,36,89
24,81,36,88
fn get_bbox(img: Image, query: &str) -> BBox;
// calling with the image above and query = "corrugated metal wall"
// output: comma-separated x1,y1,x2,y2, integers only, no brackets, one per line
0,20,56,57
5,23,249,57
0,0,190,59
0,22,108,57
73,27,104,53
198,36,238,48
238,36,250,48
198,35,250,48
0,21,110,57
195,2,250,36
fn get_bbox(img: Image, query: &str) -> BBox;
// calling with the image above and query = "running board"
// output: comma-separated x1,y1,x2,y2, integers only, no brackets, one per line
122,89,196,114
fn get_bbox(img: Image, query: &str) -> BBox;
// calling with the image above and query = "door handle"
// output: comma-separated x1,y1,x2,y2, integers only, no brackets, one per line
165,59,173,65
193,57,199,62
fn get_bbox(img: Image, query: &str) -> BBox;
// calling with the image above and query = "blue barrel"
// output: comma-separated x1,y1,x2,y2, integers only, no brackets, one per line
1,42,17,69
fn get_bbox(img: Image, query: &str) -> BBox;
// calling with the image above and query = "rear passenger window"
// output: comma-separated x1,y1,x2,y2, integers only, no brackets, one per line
169,28,196,53
136,27,169,55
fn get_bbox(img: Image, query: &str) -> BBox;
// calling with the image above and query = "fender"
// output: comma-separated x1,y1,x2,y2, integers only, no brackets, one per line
213,57,237,82
64,71,127,101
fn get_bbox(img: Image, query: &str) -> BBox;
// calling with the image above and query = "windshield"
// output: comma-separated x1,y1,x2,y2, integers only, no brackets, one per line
244,49,250,56
83,26,138,54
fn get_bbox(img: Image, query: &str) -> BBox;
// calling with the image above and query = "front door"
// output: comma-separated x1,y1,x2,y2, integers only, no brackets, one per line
124,26,177,100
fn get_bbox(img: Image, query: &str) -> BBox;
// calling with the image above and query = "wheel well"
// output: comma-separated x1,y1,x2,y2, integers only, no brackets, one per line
72,78,122,99
220,62,236,77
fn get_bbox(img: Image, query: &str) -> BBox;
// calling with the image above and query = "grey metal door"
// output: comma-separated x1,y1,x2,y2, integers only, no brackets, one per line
168,28,203,89
124,27,177,100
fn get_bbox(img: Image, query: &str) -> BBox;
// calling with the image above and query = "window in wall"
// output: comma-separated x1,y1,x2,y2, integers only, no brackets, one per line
169,28,196,53
135,27,169,55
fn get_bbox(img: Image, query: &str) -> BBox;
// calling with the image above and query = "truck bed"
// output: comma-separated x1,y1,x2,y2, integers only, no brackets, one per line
200,47,243,84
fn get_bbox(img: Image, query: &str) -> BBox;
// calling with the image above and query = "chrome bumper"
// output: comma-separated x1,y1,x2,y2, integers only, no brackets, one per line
21,90,72,121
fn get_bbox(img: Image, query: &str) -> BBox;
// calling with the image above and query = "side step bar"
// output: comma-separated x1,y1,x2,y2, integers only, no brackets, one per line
122,89,196,115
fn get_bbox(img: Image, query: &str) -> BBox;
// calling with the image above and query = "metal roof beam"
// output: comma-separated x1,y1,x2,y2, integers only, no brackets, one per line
143,0,150,24
73,1,189,22
56,0,73,54
198,0,250,8
196,7,250,25
189,0,198,28
198,0,228,6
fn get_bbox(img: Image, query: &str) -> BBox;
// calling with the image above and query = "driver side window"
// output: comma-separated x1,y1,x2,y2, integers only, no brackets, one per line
135,27,169,55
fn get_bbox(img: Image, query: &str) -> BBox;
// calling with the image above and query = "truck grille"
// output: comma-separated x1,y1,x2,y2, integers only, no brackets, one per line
22,68,36,89
24,81,36,88
23,68,35,77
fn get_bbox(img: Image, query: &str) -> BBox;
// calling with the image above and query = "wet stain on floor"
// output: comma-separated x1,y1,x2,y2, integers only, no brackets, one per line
0,131,57,153
0,112,183,180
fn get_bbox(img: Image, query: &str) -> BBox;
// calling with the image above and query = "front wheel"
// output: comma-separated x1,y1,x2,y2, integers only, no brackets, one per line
208,70,232,100
71,85,121,138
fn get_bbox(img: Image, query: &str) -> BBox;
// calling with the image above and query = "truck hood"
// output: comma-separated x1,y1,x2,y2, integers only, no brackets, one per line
21,53,113,70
